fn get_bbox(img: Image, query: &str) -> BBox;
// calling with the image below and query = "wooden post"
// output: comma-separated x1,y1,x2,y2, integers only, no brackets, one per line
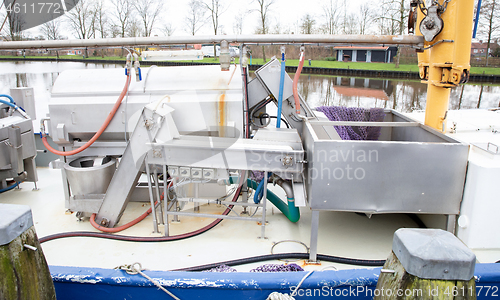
0,204,56,300
375,229,476,299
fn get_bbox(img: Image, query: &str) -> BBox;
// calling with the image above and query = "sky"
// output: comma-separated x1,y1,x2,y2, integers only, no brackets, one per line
18,0,370,39
157,0,370,36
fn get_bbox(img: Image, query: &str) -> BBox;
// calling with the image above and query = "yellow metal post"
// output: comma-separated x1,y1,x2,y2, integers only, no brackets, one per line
417,0,475,132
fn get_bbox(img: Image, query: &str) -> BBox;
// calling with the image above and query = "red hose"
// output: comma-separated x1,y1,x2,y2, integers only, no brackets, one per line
90,182,173,233
90,203,157,233
42,75,131,156
292,52,305,114
39,184,243,243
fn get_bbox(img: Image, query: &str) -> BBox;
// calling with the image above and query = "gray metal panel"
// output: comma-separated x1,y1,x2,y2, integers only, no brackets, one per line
303,111,469,214
254,58,317,133
393,228,476,280
247,78,270,108
0,204,33,246
147,135,304,174
10,87,36,119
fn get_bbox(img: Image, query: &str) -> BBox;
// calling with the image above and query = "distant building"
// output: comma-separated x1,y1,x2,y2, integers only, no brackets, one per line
471,42,489,56
65,49,83,55
334,46,398,63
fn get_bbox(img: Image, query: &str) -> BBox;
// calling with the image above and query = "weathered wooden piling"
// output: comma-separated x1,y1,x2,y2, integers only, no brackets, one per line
375,228,476,299
0,204,56,300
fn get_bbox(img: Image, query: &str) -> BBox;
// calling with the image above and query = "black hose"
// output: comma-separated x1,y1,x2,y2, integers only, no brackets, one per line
173,253,386,271
40,184,243,244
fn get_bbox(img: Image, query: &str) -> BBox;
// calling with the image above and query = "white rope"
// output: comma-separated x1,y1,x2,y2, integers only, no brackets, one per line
266,270,314,300
116,262,180,300
267,291,295,300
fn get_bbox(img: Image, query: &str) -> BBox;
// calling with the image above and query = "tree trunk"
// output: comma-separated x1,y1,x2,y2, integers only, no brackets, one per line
395,47,401,68
262,45,266,63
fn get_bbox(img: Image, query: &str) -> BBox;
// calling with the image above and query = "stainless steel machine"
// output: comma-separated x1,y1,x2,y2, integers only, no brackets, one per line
0,88,38,190
43,56,468,261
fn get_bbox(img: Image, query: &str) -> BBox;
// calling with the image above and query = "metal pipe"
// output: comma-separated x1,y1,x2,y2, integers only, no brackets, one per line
0,34,424,50
275,178,294,201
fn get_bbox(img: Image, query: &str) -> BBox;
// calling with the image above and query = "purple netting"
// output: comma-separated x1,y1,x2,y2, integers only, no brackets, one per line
250,263,304,272
203,264,237,272
250,171,264,182
316,106,385,141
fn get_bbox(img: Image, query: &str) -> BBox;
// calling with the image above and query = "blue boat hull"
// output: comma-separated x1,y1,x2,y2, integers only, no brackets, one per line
50,263,500,299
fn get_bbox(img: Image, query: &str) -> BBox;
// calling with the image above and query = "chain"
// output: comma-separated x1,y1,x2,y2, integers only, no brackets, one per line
419,0,451,16
432,0,452,14
115,263,180,300
417,0,428,16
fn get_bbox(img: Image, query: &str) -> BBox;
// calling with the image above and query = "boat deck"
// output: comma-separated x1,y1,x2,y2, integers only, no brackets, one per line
2,167,429,272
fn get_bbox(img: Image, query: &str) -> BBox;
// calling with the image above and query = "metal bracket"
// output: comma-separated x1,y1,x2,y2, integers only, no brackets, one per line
419,5,444,42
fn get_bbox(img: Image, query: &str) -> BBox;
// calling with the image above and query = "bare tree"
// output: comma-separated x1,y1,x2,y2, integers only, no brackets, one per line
185,0,207,35
254,0,274,62
301,14,316,34
322,0,341,34
134,0,164,37
372,0,407,67
342,13,358,34
358,3,373,34
94,0,107,38
40,18,63,40
127,18,143,37
373,0,406,35
1,6,27,41
203,0,227,58
111,0,134,38
478,0,500,66
162,23,175,36
233,9,247,34
66,0,96,39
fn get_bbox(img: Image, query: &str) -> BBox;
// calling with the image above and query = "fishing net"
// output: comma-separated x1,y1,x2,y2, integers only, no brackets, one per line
250,263,304,272
203,264,237,272
315,106,385,140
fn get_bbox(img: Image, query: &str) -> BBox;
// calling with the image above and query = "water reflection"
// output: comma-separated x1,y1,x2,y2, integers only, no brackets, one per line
0,61,498,127
0,61,122,128
298,74,499,112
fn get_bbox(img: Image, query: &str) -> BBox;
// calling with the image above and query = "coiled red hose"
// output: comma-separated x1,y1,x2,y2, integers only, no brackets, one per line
42,75,131,156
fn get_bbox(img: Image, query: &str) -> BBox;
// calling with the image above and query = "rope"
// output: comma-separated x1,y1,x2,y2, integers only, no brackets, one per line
115,262,180,300
266,270,314,300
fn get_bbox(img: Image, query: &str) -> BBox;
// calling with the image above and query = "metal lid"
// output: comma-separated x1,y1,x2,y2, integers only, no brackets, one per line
0,204,33,246
392,228,476,281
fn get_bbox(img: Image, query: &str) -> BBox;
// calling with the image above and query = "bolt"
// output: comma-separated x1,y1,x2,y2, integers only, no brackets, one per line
424,20,435,30
100,218,109,226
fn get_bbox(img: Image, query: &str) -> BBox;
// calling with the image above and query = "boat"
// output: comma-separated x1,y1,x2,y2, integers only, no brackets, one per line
1,0,500,299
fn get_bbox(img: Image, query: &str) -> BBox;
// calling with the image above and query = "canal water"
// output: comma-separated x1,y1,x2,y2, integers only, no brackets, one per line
1,61,499,130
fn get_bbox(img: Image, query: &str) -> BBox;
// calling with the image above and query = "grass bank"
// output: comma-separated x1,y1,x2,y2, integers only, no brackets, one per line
1,55,499,75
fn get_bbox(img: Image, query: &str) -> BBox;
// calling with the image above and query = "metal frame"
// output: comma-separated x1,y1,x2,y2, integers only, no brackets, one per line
157,170,268,239
0,34,424,50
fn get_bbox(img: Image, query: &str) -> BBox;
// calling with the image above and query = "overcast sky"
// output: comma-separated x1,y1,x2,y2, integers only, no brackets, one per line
24,0,371,38
156,0,370,36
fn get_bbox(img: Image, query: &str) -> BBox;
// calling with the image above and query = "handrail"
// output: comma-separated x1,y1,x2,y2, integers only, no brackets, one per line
310,121,421,127
0,34,424,50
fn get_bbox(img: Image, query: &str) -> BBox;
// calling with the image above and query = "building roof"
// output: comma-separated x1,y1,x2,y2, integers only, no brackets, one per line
334,86,389,100
471,42,488,49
